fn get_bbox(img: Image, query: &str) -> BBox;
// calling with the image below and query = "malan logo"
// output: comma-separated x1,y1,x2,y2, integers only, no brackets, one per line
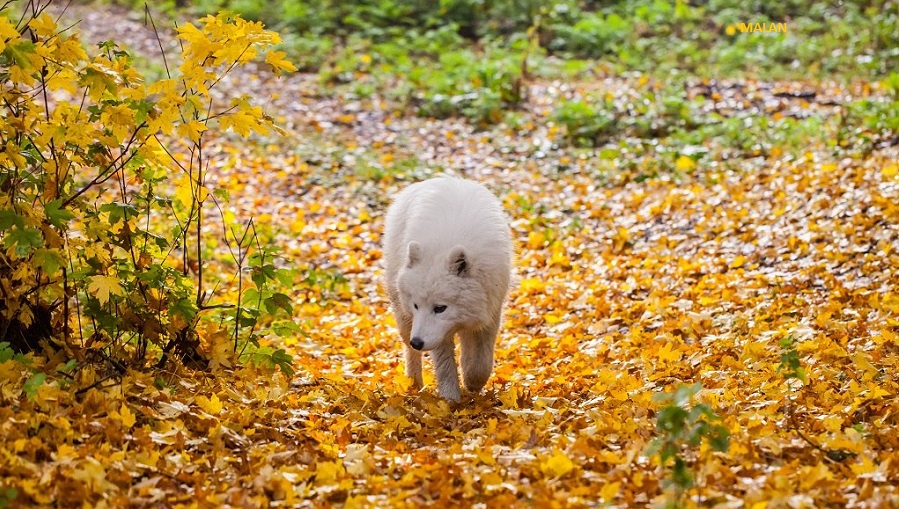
726,22,788,35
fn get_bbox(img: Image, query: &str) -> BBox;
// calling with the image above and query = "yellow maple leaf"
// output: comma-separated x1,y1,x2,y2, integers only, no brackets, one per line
851,456,877,477
265,50,297,74
600,481,620,501
28,13,57,37
177,22,215,63
196,393,223,415
520,277,545,293
657,342,682,363
799,462,833,489
209,334,234,371
675,155,696,171
119,402,136,429
315,460,345,485
540,449,575,478
498,384,520,409
219,107,266,137
177,120,208,143
613,226,630,251
0,18,20,54
88,275,124,305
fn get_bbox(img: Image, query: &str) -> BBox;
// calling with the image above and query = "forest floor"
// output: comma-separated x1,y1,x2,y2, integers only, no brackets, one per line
2,4,898,508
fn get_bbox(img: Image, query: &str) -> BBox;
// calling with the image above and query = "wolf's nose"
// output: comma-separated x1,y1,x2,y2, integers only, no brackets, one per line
410,337,424,350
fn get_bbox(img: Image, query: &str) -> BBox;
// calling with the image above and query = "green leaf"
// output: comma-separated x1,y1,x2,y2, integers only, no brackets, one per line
213,188,231,202
251,263,277,288
129,98,155,125
32,248,65,274
3,40,37,69
270,348,295,376
170,298,198,323
23,373,46,400
0,210,24,230
0,342,13,362
0,486,19,508
237,306,259,328
79,66,118,97
271,320,303,337
44,200,75,228
263,292,293,315
2,227,43,256
671,457,693,489
100,202,139,224
709,426,730,452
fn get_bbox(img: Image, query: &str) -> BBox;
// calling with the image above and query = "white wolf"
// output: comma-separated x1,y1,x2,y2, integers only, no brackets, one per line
384,176,513,402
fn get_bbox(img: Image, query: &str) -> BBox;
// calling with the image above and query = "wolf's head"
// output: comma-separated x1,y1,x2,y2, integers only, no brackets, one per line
396,241,488,351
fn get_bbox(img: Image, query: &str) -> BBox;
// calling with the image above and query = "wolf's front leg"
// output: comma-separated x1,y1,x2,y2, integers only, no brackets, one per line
460,323,498,393
404,344,423,388
430,340,461,402
398,315,422,388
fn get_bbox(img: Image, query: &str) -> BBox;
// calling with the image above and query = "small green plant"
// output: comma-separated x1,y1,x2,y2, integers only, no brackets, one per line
22,372,46,400
0,342,14,363
649,383,730,508
778,335,807,384
224,223,295,353
303,267,349,301
0,486,18,509
777,335,855,462
552,99,617,147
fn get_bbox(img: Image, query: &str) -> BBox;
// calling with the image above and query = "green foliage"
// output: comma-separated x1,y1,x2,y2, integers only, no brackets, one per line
553,99,616,147
778,335,807,383
317,28,528,123
22,373,46,400
0,3,296,377
155,0,898,127
302,267,349,302
649,383,730,506
0,486,17,509
229,233,295,351
183,0,898,80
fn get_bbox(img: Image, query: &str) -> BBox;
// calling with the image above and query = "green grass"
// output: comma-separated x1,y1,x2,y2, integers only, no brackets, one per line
120,0,899,160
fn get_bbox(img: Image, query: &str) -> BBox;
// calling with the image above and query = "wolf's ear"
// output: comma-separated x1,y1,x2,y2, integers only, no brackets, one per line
407,241,421,268
447,246,469,277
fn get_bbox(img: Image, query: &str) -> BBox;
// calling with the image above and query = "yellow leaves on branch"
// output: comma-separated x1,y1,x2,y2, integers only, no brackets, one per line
219,98,270,137
176,15,297,74
265,51,296,74
164,14,297,138
0,9,294,200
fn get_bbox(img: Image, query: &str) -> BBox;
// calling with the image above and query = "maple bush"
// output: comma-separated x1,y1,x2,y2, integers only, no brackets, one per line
0,3,296,378
1,2,898,507
170,0,899,125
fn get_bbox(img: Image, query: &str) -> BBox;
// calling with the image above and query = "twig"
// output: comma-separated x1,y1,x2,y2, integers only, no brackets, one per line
75,372,120,396
787,406,856,463
143,4,172,80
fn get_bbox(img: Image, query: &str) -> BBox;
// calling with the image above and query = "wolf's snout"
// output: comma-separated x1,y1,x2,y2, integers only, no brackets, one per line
410,337,424,350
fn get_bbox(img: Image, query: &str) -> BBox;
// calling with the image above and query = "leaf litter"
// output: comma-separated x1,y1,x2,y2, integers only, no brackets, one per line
1,4,898,508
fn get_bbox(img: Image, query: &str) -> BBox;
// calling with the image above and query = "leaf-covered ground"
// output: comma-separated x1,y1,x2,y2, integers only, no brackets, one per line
2,6,899,508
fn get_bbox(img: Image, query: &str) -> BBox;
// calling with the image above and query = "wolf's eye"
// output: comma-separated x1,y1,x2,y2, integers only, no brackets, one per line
413,303,419,310
433,305,447,314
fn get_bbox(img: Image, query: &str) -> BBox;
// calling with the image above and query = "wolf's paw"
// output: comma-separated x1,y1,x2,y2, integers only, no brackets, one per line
462,377,489,393
439,386,462,403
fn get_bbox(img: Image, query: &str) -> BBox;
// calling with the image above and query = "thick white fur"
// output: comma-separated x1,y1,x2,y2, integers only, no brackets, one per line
384,176,512,402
